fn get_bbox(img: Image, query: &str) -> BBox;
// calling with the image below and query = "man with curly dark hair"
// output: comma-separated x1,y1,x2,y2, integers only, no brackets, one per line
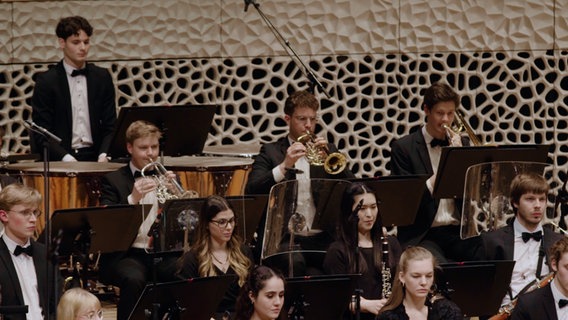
31,16,116,162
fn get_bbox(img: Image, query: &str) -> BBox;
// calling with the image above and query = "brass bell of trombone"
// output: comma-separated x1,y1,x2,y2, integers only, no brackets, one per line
296,130,347,175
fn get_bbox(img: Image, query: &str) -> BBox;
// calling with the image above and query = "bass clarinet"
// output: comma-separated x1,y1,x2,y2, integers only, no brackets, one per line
381,228,392,299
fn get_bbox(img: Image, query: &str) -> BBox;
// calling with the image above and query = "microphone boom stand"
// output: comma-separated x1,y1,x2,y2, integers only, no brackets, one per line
244,0,331,98
24,121,62,319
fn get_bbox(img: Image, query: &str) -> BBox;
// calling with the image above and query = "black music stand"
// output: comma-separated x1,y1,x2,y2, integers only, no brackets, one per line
160,195,268,251
437,260,515,317
41,205,144,256
128,275,236,320
280,274,358,320
433,144,550,199
0,306,28,317
108,105,217,159
349,176,428,227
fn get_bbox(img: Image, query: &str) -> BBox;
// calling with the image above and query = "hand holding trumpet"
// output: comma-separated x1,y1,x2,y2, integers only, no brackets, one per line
132,176,157,204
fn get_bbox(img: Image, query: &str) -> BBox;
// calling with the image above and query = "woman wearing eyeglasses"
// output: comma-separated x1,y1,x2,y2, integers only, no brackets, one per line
57,287,103,320
177,195,254,320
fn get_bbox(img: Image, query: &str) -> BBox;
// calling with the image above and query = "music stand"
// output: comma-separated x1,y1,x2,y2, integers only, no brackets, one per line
433,144,550,199
280,274,359,320
438,260,515,317
40,205,144,256
108,105,217,159
0,306,28,317
160,195,268,251
128,275,236,320
348,176,428,227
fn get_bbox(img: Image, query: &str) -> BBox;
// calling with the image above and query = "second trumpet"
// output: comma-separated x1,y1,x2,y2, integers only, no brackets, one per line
141,160,198,203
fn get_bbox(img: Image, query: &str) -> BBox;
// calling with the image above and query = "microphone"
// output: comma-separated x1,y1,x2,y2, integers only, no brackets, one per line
24,120,62,144
285,167,304,174
244,0,254,12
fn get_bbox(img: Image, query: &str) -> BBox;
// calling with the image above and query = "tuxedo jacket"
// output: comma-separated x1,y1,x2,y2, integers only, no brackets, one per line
511,285,558,320
0,175,18,189
0,237,58,320
31,60,117,161
390,128,468,246
245,137,355,195
480,222,563,267
99,165,136,205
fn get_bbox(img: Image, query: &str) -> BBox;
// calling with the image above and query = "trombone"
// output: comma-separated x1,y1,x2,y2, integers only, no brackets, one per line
443,110,482,146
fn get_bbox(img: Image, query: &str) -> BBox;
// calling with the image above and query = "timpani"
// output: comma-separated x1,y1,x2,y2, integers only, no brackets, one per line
4,161,123,232
163,156,254,197
202,143,261,158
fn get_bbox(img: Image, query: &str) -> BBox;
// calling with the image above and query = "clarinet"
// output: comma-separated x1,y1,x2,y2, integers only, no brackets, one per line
381,228,392,299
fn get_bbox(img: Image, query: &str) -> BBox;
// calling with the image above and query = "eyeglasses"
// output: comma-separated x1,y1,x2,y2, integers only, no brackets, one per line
210,217,236,229
8,209,42,219
79,309,103,320
293,116,318,124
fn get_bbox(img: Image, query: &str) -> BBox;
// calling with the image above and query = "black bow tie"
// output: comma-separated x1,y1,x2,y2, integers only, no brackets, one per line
71,68,87,77
14,245,33,257
521,231,542,243
430,138,449,148
559,299,568,308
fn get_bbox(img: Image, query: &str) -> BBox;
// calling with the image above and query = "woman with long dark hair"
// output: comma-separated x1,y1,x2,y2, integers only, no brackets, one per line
323,182,402,319
235,265,285,320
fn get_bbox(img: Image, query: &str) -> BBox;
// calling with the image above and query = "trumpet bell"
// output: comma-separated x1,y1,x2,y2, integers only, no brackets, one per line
324,152,347,175
296,130,348,175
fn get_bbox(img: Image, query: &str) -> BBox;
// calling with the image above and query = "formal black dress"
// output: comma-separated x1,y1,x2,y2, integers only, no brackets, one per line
323,237,402,320
177,246,254,320
376,298,462,320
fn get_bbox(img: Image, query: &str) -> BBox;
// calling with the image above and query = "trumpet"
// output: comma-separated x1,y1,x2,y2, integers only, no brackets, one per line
296,130,347,175
141,160,198,203
442,110,481,146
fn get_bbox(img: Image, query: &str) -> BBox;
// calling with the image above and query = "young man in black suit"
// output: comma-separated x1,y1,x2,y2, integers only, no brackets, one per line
31,16,116,162
512,236,568,320
245,89,354,195
480,172,563,313
99,120,177,320
244,90,355,268
390,82,479,262
0,184,59,320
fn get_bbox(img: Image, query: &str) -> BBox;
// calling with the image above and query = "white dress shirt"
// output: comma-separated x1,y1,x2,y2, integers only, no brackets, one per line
422,127,459,227
501,219,548,306
2,235,43,320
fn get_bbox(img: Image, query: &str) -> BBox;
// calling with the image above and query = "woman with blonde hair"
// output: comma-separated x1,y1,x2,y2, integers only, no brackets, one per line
177,195,254,319
377,246,461,320
57,287,103,320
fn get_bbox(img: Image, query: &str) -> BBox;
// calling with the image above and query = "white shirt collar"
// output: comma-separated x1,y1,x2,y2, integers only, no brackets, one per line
62,60,86,76
513,218,543,237
1,234,31,254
